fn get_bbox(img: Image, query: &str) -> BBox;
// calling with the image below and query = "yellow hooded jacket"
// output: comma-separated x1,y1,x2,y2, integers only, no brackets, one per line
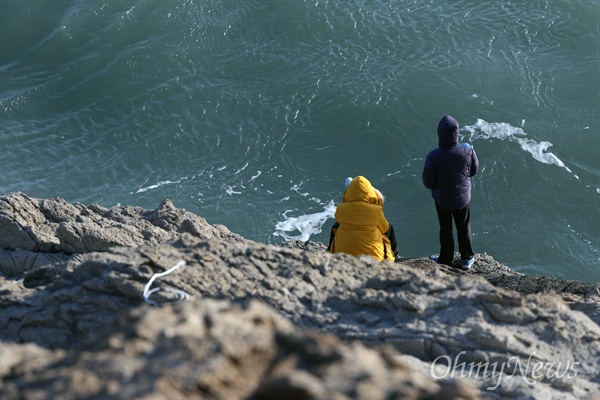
330,176,395,261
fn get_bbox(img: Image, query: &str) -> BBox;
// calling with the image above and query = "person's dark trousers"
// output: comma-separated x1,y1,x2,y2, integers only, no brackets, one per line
435,203,474,266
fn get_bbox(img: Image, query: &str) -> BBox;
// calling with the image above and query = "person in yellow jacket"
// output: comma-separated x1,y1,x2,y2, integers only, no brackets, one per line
327,176,398,261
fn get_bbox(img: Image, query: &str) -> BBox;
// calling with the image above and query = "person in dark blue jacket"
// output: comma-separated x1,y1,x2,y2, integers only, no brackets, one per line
422,115,479,269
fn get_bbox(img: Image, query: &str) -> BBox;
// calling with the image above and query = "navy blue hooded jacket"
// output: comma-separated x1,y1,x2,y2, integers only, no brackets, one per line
422,115,479,211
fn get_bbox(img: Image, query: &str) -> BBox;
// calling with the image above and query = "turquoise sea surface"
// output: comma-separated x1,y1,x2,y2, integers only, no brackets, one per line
1,0,598,282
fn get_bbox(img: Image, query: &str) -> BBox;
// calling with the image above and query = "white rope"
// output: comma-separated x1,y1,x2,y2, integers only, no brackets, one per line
143,260,189,307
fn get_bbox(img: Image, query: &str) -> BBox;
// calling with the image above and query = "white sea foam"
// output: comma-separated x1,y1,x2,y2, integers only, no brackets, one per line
249,170,262,181
234,162,249,175
133,177,188,194
225,185,242,195
462,119,577,178
291,182,310,197
274,201,336,241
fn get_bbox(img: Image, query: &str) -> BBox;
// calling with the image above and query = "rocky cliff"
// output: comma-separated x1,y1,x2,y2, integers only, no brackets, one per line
1,192,598,400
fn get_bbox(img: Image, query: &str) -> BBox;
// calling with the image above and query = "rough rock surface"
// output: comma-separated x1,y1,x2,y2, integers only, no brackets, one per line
0,191,243,276
1,193,598,400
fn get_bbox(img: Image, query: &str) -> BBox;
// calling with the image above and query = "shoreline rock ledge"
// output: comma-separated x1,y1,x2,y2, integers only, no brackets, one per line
1,192,598,400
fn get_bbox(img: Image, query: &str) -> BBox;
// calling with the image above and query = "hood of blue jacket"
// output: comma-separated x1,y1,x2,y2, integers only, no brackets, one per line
437,115,460,148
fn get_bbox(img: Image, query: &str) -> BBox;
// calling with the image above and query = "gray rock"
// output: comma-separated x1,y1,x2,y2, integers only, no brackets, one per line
1,298,481,400
1,192,598,400
0,192,244,275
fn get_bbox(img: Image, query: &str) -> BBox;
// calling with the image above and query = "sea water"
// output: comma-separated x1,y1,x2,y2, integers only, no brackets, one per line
1,0,598,282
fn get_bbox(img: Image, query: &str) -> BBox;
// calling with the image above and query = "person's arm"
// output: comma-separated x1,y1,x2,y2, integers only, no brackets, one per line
470,147,479,177
422,154,436,189
377,210,391,237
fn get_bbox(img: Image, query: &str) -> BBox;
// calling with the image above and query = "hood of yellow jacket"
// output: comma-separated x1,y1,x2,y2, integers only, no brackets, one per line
342,176,382,206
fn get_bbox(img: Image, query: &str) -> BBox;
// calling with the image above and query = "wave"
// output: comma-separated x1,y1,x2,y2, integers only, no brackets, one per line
274,201,336,242
462,119,578,179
